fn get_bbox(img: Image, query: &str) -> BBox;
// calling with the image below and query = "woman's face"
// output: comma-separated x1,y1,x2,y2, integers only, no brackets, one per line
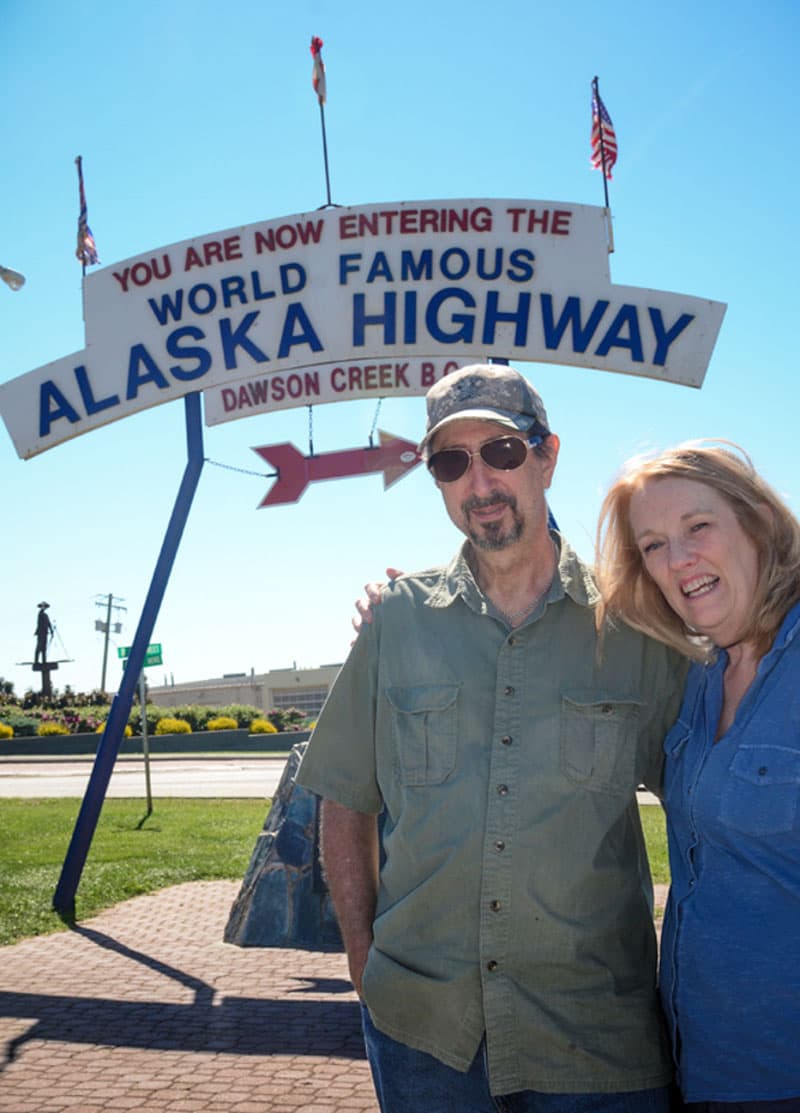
628,477,760,648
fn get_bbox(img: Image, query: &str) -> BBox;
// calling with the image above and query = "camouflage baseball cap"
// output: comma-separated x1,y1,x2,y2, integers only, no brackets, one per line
420,364,550,456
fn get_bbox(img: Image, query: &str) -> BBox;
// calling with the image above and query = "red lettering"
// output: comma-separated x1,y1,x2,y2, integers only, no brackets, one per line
331,367,346,391
224,236,242,260
420,362,436,387
203,242,224,265
184,246,204,271
339,215,357,239
551,210,572,235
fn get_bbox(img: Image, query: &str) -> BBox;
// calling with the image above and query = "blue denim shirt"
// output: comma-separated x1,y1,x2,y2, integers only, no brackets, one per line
660,600,800,1103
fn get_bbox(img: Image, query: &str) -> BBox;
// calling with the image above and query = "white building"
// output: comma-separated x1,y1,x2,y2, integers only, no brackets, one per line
147,663,342,717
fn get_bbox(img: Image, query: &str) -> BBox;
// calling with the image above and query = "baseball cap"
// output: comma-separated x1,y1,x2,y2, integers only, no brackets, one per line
419,364,550,456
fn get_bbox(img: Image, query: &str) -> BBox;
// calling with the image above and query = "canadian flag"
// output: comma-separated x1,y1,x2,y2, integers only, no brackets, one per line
310,36,326,105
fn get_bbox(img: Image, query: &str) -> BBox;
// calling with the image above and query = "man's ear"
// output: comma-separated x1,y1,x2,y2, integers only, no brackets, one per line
540,433,560,490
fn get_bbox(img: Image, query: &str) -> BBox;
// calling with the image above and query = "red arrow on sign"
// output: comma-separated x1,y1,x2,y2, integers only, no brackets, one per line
252,429,422,507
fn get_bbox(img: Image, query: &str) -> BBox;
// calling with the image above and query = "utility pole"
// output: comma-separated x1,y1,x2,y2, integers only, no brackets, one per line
94,593,127,692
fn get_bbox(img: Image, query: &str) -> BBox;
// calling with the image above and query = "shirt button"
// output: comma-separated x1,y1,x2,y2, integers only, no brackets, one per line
490,900,502,912
500,735,513,746
497,784,509,796
601,704,613,715
494,840,506,852
486,960,498,972
508,637,516,647
504,685,515,696
758,766,768,776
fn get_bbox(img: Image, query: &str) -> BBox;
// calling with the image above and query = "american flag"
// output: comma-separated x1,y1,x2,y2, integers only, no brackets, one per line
75,156,99,267
310,36,326,105
590,85,617,180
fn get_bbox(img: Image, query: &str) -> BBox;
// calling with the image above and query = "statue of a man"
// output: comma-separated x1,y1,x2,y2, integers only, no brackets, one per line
34,602,54,665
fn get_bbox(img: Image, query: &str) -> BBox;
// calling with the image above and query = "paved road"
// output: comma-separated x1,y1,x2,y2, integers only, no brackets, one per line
0,755,291,798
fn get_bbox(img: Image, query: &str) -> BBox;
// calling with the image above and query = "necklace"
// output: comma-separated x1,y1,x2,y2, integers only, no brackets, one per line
495,597,540,622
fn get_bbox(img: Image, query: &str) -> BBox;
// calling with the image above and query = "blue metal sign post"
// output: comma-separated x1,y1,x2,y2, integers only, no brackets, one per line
52,392,205,917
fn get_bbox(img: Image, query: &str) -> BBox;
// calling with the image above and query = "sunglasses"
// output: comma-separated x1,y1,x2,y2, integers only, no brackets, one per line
428,433,543,484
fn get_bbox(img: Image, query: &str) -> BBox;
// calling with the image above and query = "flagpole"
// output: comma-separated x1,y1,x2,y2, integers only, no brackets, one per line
592,76,615,254
319,101,332,207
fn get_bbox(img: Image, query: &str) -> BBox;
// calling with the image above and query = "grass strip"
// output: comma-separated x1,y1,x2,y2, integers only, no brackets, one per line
1,798,669,948
0,797,268,946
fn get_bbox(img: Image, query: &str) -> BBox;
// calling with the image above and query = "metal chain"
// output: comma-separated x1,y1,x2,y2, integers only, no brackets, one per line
368,398,383,447
204,457,277,479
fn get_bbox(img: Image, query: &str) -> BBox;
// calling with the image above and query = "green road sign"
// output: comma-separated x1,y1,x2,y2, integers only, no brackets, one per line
117,643,163,667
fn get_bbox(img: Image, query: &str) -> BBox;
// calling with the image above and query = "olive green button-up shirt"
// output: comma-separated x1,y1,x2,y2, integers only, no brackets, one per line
296,537,686,1096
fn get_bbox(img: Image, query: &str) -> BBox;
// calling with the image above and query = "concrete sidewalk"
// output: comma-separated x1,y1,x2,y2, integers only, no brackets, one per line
0,881,377,1112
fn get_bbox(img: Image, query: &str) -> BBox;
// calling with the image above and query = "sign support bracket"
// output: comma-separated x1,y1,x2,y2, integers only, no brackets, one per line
53,392,205,918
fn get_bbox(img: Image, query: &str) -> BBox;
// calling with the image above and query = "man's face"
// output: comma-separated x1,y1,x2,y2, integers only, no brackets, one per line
429,418,558,552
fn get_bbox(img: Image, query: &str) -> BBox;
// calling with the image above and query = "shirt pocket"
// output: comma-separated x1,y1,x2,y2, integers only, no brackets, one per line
559,690,643,795
718,745,800,836
386,683,460,786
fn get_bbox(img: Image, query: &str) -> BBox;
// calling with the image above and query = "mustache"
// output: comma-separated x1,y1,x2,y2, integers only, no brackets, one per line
462,491,517,514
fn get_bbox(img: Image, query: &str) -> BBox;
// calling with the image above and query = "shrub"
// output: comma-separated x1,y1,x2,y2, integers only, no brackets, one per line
250,718,278,734
37,721,71,737
212,704,264,729
0,722,13,739
95,722,133,737
206,716,239,731
155,716,191,735
0,710,40,737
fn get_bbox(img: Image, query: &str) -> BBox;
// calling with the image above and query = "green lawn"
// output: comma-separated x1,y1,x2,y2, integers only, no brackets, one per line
0,797,268,946
0,798,669,948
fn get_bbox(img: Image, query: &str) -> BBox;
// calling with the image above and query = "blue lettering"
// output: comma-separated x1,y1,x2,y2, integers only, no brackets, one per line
221,275,247,308
166,327,213,381
277,303,324,358
476,248,503,281
649,308,694,366
280,263,307,294
426,288,475,343
595,305,644,362
187,284,216,315
507,249,535,283
482,292,531,346
39,381,80,438
339,254,362,284
126,345,170,399
367,252,394,283
400,250,433,281
440,248,470,281
251,270,276,301
74,365,120,416
404,291,417,343
148,289,184,325
352,293,397,346
540,295,609,352
219,312,269,370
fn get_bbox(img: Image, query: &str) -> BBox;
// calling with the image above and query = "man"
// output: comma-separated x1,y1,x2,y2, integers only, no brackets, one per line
296,364,685,1112
34,601,53,665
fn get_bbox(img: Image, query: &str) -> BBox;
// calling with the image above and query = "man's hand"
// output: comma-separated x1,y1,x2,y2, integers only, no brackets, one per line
351,567,405,635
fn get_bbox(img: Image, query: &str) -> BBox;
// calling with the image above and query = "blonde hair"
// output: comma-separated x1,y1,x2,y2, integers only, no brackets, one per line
596,441,800,660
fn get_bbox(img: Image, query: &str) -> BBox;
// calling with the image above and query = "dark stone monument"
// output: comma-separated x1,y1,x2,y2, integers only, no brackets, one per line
224,742,342,949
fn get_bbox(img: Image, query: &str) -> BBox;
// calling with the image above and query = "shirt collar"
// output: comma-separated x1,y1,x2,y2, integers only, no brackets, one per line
426,532,599,613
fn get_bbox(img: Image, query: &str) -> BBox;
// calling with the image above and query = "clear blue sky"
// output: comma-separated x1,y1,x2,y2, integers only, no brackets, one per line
1,0,797,698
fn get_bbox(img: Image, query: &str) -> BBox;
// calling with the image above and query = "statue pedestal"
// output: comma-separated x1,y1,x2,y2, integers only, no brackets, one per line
224,742,342,950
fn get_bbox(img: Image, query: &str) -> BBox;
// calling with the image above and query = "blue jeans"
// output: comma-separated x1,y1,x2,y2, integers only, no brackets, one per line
361,1004,672,1113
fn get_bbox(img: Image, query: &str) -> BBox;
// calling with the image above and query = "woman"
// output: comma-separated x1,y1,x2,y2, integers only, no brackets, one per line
595,440,800,1113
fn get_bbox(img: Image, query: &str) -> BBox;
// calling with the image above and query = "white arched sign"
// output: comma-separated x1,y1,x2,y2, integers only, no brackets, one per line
0,198,725,459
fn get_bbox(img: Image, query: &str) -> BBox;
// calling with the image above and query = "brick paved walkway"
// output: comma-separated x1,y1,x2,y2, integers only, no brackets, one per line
0,881,377,1112
0,882,670,1112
